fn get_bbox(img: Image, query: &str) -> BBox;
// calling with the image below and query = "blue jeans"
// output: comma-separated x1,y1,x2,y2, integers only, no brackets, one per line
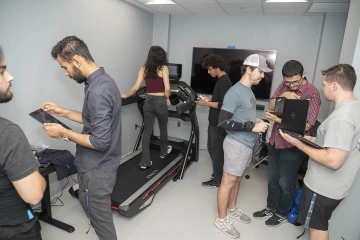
266,143,305,217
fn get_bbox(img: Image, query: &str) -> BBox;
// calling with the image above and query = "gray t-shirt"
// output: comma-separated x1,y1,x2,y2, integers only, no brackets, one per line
304,100,360,200
221,82,257,148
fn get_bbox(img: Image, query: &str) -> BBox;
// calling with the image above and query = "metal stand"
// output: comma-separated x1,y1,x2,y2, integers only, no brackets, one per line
245,133,268,179
38,165,75,233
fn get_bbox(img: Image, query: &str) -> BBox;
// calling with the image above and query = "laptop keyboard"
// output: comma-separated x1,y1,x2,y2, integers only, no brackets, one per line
282,129,301,137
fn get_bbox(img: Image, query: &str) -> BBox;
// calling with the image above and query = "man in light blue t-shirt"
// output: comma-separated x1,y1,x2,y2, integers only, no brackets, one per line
214,54,272,238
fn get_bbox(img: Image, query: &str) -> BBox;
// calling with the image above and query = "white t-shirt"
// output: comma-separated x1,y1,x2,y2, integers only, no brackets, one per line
304,100,360,200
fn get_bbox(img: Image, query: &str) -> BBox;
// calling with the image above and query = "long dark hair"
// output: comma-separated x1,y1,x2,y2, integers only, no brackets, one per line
144,46,168,78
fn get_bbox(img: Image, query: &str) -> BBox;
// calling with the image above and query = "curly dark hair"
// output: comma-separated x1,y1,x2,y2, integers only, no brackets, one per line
51,36,94,63
201,54,226,71
282,60,304,78
322,64,357,91
144,46,168,78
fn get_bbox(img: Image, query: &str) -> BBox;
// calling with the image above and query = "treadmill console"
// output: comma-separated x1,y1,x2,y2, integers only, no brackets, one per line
168,63,182,82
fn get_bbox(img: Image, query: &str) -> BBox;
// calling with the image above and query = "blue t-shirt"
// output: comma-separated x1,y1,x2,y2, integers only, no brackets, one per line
221,82,257,148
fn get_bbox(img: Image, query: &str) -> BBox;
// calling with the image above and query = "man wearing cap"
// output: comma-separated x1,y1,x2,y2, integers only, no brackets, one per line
214,54,272,238
253,60,321,227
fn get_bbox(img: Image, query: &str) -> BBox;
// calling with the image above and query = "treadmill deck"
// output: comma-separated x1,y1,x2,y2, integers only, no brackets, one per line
111,149,181,206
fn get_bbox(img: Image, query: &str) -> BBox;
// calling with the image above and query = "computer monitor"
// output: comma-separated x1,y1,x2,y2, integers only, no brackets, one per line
190,47,277,100
168,63,182,82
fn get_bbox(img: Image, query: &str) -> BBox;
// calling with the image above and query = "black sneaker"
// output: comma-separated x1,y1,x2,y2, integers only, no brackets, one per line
265,214,288,227
253,209,274,219
202,179,220,189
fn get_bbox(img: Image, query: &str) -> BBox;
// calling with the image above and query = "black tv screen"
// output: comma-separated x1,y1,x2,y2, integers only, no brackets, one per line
190,47,277,100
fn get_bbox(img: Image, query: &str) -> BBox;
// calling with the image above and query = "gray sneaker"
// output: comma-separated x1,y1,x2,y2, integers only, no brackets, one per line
214,216,240,239
160,145,172,158
227,207,251,224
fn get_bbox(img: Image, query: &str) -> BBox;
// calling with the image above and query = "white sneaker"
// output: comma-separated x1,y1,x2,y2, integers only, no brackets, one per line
214,216,240,239
139,161,152,169
228,206,251,224
160,145,172,158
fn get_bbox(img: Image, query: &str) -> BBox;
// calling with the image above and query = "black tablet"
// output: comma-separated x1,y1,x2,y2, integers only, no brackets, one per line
29,109,72,130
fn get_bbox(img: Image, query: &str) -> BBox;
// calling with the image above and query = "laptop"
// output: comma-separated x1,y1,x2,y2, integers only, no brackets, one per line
280,99,324,149
269,97,285,117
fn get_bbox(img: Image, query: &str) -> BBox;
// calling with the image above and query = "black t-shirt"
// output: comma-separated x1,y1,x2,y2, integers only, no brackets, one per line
0,117,40,226
208,74,232,127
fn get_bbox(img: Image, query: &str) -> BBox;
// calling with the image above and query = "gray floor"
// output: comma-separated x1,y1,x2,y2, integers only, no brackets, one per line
40,150,309,240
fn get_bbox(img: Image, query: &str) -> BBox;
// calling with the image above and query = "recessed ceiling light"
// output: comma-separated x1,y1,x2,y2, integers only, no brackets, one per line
146,0,176,4
266,0,308,2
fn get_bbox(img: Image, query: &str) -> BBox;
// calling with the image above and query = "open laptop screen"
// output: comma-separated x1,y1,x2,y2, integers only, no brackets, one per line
280,99,310,135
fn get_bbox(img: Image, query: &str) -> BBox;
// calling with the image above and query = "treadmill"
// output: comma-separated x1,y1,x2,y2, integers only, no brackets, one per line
111,63,199,217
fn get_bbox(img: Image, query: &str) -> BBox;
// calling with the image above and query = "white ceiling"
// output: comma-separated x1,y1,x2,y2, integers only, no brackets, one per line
124,0,350,16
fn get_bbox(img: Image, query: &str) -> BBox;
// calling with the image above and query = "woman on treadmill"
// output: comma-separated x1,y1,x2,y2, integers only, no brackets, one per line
122,46,172,169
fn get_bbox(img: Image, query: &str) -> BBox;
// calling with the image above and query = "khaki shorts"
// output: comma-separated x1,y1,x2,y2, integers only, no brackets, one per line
223,136,253,177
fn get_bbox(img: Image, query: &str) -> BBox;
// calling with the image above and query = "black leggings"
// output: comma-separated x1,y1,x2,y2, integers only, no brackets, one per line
139,95,168,166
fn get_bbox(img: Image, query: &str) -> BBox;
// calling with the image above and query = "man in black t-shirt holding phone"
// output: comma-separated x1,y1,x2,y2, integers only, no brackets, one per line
0,46,46,239
195,54,232,188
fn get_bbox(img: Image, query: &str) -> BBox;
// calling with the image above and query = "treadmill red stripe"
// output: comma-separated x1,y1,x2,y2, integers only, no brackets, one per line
142,163,181,200
111,205,119,210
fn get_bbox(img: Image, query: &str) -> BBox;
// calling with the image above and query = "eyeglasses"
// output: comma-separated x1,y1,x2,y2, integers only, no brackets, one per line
284,77,302,87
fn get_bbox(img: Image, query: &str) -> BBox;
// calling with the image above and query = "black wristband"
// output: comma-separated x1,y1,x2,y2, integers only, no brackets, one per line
243,121,255,132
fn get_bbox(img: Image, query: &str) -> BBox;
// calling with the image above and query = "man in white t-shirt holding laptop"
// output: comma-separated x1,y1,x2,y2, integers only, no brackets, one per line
280,64,360,240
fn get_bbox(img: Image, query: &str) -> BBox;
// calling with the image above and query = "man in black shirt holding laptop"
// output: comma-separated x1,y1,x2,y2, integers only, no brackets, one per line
195,54,232,188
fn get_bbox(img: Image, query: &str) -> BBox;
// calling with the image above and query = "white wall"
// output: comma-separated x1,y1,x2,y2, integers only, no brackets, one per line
353,30,360,100
312,13,347,122
154,14,347,149
0,0,153,195
328,0,360,115
153,14,171,52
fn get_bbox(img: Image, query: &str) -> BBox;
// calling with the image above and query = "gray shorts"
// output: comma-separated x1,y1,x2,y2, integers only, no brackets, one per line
223,136,253,177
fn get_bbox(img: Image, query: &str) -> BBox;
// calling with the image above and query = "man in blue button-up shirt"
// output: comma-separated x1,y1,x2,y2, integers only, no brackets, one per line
42,36,121,240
